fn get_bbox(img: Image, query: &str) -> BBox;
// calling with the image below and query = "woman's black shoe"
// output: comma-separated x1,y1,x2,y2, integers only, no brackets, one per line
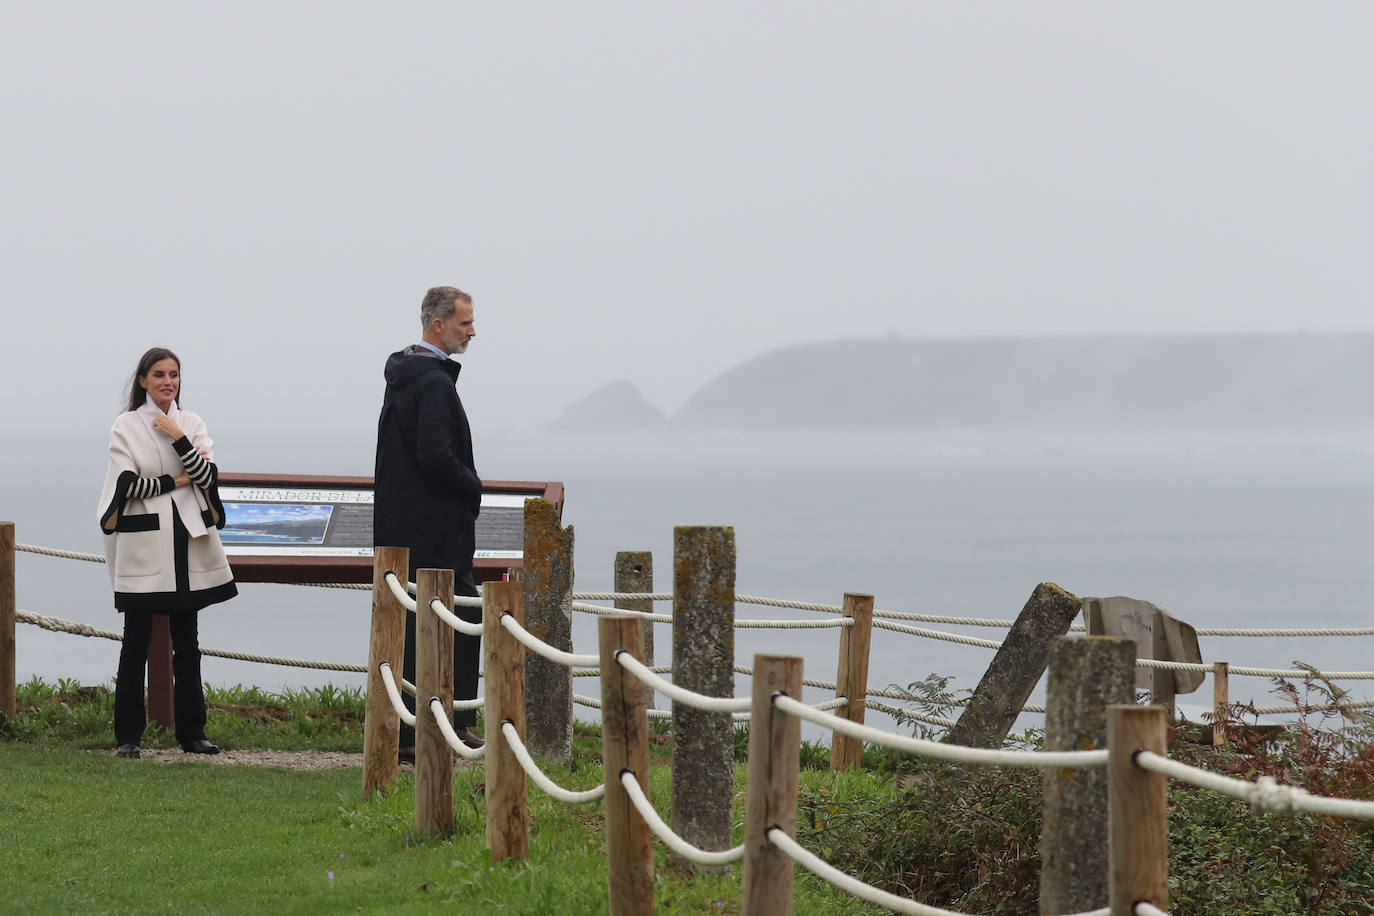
116,744,141,758
182,739,221,755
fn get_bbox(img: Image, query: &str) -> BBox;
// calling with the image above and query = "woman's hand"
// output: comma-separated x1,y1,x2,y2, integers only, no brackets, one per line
173,473,190,488
152,416,184,440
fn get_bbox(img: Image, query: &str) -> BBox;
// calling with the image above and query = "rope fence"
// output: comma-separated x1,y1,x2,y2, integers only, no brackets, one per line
10,526,1374,916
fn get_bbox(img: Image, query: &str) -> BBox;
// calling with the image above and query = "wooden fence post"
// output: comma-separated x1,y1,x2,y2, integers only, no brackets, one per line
1212,662,1229,747
415,568,455,838
830,592,873,771
671,525,736,867
147,616,174,730
1108,705,1168,916
1039,637,1134,915
1,522,15,720
741,654,804,916
600,613,654,916
1149,624,1176,721
614,551,654,708
484,580,529,861
363,545,409,799
522,498,574,763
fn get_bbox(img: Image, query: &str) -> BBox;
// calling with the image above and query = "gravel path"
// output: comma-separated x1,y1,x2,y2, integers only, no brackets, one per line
104,748,477,771
106,748,368,769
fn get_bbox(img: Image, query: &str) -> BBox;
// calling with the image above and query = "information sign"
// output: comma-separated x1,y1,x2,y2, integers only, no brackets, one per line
218,473,563,584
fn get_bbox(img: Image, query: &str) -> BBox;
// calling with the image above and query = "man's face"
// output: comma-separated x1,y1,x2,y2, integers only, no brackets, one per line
437,301,476,355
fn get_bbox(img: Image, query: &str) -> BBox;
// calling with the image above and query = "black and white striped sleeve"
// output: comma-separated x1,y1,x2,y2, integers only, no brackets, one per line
173,437,216,489
123,474,176,500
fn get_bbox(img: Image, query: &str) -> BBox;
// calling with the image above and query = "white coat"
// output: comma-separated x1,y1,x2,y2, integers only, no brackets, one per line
97,401,235,610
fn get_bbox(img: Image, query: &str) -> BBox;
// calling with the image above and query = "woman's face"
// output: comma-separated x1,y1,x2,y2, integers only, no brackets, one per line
139,357,180,412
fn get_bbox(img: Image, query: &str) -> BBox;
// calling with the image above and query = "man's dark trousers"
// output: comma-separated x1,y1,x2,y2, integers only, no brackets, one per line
399,566,482,747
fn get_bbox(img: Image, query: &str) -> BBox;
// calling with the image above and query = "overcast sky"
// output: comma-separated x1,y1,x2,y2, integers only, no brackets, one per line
4,2,1372,441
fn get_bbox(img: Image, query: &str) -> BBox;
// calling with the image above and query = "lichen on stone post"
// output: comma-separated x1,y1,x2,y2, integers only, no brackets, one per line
522,498,574,764
670,525,736,869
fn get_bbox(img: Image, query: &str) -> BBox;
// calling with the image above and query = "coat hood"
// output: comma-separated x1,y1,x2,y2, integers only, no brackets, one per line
384,347,462,389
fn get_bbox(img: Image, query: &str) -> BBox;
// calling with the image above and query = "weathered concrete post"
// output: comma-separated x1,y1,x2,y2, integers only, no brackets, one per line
947,583,1081,748
670,525,736,868
600,613,654,916
415,568,455,838
1,522,15,720
830,592,874,771
363,545,409,799
522,498,574,763
484,580,530,861
741,654,804,916
614,551,654,707
1108,705,1168,915
1039,636,1134,916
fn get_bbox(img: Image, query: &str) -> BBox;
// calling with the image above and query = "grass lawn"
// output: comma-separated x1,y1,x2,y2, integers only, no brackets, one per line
0,679,883,915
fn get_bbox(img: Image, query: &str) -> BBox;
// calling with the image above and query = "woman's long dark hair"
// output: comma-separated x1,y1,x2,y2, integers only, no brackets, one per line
125,347,182,412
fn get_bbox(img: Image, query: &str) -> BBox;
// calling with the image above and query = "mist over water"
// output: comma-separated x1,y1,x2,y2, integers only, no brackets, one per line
8,426,1373,736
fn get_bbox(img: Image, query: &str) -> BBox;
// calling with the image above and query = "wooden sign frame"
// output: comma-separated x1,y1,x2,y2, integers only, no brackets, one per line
217,473,563,585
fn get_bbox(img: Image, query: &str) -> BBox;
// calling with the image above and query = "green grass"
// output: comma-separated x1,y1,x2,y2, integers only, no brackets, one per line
0,679,883,915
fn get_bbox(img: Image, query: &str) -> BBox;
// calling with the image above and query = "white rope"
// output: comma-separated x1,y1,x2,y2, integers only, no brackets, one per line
620,771,744,865
1195,626,1374,637
17,610,367,672
14,542,1374,641
766,828,972,916
429,597,484,636
15,543,106,562
615,653,752,713
872,620,1005,650
1246,697,1374,716
499,614,600,667
737,617,852,630
572,693,743,721
864,699,959,730
772,695,1108,769
1134,751,1374,819
498,723,605,802
426,698,487,760
1133,904,1167,916
384,572,418,611
377,663,416,726
734,663,840,692
1137,658,1374,680
570,600,673,622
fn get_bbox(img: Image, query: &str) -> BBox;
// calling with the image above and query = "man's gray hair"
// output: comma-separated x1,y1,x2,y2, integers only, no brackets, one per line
420,286,472,331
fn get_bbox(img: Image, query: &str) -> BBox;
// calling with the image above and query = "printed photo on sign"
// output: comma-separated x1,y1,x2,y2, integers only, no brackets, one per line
222,503,333,545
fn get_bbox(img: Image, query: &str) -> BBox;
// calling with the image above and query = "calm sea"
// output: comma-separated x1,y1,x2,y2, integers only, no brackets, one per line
8,425,1374,733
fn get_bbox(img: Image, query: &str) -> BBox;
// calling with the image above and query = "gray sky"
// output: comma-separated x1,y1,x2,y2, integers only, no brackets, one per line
4,2,1372,440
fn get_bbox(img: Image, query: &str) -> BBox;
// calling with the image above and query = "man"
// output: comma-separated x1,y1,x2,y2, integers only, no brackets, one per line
374,286,485,759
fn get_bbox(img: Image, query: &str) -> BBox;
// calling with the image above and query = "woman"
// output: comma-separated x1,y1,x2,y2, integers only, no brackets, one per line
97,347,237,758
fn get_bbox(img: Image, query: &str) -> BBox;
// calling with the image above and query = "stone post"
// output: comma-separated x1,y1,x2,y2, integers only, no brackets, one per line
522,498,574,763
614,551,654,707
670,525,736,868
1039,636,1134,916
946,582,1081,748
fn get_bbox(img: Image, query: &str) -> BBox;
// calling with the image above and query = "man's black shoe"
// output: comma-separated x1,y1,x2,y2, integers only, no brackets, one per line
398,745,416,765
116,744,141,759
454,728,485,750
182,739,221,755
